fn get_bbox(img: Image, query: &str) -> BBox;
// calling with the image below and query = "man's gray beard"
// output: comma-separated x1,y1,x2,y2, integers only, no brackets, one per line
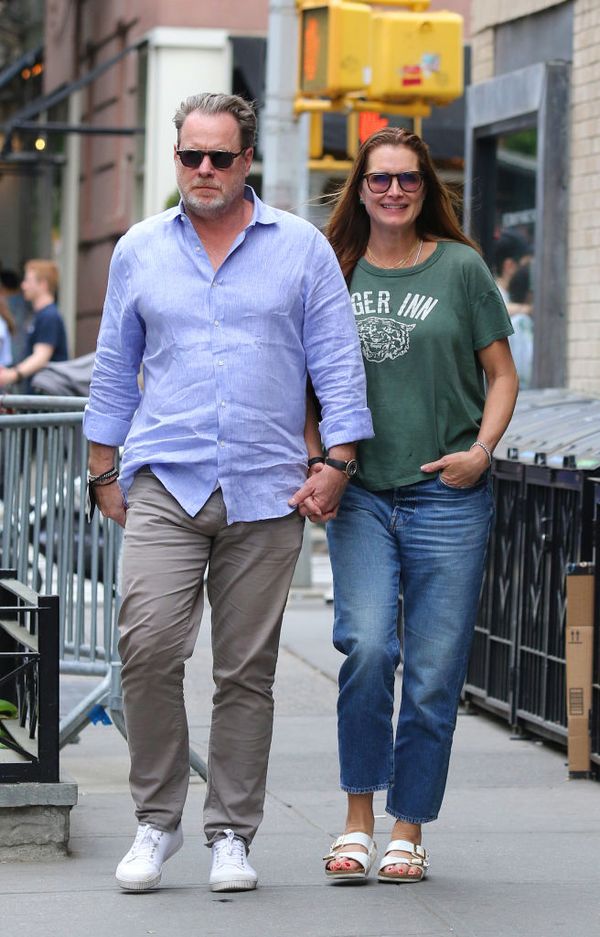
180,183,244,220
180,189,226,219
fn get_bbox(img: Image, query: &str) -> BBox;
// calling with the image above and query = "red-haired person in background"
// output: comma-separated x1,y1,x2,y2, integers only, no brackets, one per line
0,260,68,391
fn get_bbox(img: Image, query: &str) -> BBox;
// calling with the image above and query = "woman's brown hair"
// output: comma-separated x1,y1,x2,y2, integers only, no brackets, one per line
325,127,479,280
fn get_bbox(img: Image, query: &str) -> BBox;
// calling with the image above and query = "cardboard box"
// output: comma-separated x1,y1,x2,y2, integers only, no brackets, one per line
565,565,595,777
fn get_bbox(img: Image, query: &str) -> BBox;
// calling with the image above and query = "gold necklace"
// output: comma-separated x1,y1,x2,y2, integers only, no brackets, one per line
366,240,423,269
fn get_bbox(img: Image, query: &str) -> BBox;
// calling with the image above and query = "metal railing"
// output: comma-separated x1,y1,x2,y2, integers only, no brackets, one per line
0,571,59,782
0,395,207,777
590,478,600,769
0,395,122,745
464,390,599,764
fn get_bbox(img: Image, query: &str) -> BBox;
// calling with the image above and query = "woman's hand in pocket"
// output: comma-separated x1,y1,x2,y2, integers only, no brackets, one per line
421,447,489,489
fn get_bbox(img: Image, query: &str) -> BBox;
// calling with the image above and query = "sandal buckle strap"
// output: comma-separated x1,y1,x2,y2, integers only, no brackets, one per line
379,840,430,871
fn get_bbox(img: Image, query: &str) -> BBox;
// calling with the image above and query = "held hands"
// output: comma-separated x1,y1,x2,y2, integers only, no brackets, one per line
289,462,348,523
420,446,489,489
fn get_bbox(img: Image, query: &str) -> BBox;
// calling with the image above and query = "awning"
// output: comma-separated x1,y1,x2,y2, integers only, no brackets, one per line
1,38,146,157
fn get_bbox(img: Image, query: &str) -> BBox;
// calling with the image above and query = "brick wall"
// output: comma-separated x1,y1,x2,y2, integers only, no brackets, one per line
471,0,565,33
471,28,494,82
568,0,600,393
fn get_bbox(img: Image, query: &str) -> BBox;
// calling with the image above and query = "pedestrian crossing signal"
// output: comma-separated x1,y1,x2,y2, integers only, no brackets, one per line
298,0,372,98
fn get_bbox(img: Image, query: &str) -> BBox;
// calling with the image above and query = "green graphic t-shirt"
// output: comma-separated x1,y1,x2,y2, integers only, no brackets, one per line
349,240,513,490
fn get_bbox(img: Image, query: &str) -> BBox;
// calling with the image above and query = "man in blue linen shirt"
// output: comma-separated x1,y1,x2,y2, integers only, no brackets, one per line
83,93,373,894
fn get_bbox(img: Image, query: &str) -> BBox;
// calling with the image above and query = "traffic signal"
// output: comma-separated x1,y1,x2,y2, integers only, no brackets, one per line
295,1,463,114
298,0,372,99
369,10,463,104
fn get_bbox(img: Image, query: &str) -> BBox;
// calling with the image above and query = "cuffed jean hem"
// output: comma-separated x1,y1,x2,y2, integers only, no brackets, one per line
385,807,439,824
341,783,391,794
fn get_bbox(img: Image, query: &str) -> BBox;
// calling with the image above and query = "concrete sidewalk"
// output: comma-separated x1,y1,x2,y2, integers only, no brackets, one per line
3,591,600,937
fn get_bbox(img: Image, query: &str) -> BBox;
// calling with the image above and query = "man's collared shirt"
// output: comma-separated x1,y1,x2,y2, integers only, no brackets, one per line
84,187,373,523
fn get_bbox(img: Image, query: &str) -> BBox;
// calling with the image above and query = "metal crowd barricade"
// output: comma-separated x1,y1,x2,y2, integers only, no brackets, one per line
0,395,207,778
0,395,123,746
464,389,600,758
0,571,60,782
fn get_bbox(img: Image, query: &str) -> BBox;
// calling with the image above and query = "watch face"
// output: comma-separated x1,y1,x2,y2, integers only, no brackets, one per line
346,459,358,478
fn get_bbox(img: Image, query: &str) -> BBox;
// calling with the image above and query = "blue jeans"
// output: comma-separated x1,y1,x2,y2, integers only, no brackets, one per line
326,475,494,824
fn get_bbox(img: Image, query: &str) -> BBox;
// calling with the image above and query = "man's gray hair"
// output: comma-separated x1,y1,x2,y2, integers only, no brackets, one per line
173,93,257,150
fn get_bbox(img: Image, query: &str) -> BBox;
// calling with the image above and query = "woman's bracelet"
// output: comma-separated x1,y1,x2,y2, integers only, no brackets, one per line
470,440,493,466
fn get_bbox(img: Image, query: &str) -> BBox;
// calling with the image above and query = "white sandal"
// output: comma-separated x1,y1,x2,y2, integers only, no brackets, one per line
323,832,377,883
377,839,429,883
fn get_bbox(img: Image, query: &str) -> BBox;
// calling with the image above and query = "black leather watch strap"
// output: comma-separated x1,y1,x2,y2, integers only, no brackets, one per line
324,457,358,478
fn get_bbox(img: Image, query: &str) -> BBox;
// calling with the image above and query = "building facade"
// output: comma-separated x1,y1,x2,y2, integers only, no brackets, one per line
469,0,600,394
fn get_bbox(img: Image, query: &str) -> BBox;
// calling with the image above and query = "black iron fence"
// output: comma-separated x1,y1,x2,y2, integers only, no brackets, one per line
0,570,59,782
464,390,600,766
591,479,600,770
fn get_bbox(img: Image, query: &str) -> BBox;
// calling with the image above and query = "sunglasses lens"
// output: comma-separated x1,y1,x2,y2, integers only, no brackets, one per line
210,151,235,169
179,151,202,169
368,173,392,193
400,172,422,191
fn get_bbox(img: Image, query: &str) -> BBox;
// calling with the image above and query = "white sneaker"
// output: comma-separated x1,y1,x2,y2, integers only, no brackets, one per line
209,829,258,892
115,823,183,891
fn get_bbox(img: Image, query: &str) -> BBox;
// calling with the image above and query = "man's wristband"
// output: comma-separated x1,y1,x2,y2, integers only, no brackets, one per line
470,440,493,466
13,366,23,383
93,476,119,488
88,467,118,486
307,456,325,467
86,468,119,523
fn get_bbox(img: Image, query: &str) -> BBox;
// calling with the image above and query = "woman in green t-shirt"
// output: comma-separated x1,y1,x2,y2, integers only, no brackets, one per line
315,128,519,884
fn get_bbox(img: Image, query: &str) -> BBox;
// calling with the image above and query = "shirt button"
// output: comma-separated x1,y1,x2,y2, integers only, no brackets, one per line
221,401,226,407
214,320,220,327
195,246,201,253
218,360,224,366
219,441,226,447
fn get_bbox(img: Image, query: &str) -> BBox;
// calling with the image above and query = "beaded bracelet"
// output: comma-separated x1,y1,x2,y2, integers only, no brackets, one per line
470,440,492,466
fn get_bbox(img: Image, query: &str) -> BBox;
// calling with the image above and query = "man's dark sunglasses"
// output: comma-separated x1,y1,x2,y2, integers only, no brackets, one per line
177,148,246,170
364,171,424,194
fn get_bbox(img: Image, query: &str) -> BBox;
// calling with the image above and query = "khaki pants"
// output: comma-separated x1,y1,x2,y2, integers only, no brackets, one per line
118,470,304,845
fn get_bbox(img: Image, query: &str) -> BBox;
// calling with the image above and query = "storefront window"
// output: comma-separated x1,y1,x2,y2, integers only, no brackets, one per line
494,128,537,389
